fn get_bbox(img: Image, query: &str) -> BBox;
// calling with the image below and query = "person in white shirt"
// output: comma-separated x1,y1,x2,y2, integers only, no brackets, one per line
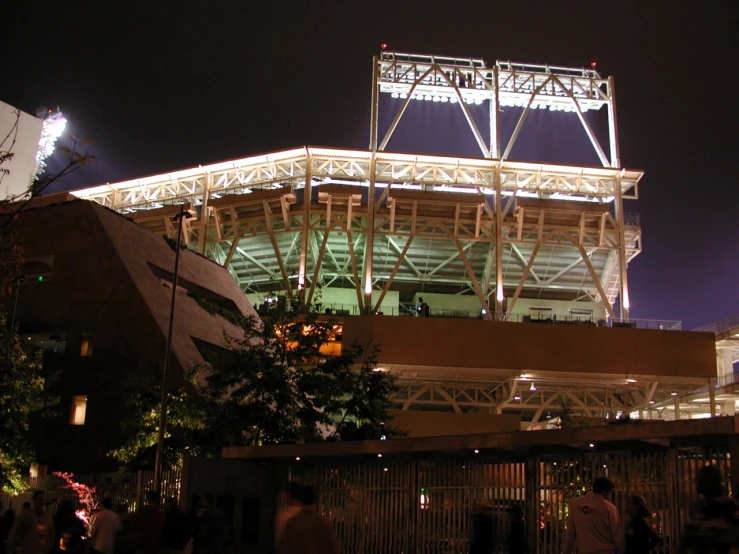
90,498,121,554
563,477,624,554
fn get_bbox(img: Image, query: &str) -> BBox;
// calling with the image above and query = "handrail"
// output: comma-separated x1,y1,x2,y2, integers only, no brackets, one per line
694,313,739,335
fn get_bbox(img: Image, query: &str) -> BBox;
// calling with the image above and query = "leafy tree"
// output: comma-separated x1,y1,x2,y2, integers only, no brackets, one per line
52,472,100,536
0,108,88,490
111,304,402,469
108,375,206,470
0,108,95,236
0,308,58,492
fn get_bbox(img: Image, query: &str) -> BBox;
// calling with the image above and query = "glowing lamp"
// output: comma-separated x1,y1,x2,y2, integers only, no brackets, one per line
590,61,597,68
381,43,388,49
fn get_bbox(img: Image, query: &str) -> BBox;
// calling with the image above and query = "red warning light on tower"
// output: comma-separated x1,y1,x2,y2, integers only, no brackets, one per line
381,43,388,50
590,61,597,69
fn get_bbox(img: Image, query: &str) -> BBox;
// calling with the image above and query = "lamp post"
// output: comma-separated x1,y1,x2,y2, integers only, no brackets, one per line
9,275,26,332
5,275,27,364
154,205,192,497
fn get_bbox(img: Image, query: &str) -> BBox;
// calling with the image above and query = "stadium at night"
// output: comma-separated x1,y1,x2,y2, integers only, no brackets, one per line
67,51,731,426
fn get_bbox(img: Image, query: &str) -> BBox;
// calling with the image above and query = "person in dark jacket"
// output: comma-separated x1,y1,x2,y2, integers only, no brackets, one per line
279,486,338,554
132,492,164,554
625,495,660,554
680,465,739,553
54,501,85,554
508,506,526,554
163,498,191,554
470,503,494,554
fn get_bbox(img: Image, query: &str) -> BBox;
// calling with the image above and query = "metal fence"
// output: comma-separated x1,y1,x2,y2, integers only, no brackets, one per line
0,469,181,519
278,446,729,554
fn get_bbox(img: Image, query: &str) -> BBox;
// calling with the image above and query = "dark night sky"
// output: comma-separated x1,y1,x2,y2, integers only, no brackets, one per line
2,0,737,329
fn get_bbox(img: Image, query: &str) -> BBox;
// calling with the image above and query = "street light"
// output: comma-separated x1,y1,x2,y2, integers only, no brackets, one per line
6,275,27,364
154,205,193,497
10,275,27,332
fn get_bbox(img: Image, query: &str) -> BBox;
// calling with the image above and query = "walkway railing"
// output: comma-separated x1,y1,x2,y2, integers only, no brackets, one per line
694,313,739,334
311,303,684,330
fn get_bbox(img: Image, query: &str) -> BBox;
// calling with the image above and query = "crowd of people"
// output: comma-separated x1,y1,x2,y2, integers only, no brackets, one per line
2,465,739,554
562,466,739,554
0,491,227,554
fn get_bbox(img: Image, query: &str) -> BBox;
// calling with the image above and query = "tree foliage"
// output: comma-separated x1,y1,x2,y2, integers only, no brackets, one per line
0,309,58,492
111,304,401,470
52,472,100,536
0,109,95,236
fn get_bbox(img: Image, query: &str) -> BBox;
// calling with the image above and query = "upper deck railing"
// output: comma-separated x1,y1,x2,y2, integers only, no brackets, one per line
694,313,739,335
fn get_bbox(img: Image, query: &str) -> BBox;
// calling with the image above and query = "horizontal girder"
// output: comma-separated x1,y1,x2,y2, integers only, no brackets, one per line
70,147,642,212
379,51,609,111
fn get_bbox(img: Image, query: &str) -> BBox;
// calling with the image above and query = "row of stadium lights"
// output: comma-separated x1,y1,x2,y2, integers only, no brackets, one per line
390,91,484,105
390,91,590,112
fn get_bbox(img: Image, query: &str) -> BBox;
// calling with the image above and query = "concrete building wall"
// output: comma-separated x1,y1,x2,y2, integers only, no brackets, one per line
1,199,254,471
343,316,717,378
0,101,43,199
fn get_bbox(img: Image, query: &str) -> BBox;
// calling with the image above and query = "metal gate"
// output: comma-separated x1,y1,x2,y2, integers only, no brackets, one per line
278,446,730,554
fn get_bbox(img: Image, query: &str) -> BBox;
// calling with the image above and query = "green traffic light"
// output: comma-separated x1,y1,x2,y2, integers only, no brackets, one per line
38,276,44,282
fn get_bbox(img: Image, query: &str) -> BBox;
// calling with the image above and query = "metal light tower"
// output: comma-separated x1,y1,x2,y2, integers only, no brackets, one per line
154,205,193,497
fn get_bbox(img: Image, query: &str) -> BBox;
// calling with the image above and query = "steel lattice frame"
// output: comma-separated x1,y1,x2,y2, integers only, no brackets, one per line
71,147,642,319
67,51,666,420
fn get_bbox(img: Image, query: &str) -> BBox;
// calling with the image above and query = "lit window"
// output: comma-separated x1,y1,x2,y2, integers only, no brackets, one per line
80,336,93,357
70,396,87,425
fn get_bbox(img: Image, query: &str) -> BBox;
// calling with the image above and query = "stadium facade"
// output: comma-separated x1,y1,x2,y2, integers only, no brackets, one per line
67,51,721,426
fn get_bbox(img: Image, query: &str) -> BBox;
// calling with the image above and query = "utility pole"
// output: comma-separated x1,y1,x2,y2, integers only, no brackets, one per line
154,205,192,497
6,275,26,363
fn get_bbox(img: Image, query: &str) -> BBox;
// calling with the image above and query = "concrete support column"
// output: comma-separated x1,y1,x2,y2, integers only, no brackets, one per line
614,176,630,321
709,378,717,417
674,396,681,420
722,350,735,384
493,169,504,316
363,156,376,313
298,155,313,306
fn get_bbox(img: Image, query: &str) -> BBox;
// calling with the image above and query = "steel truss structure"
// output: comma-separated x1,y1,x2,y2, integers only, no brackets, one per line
389,371,706,426
71,147,642,319
68,51,662,422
